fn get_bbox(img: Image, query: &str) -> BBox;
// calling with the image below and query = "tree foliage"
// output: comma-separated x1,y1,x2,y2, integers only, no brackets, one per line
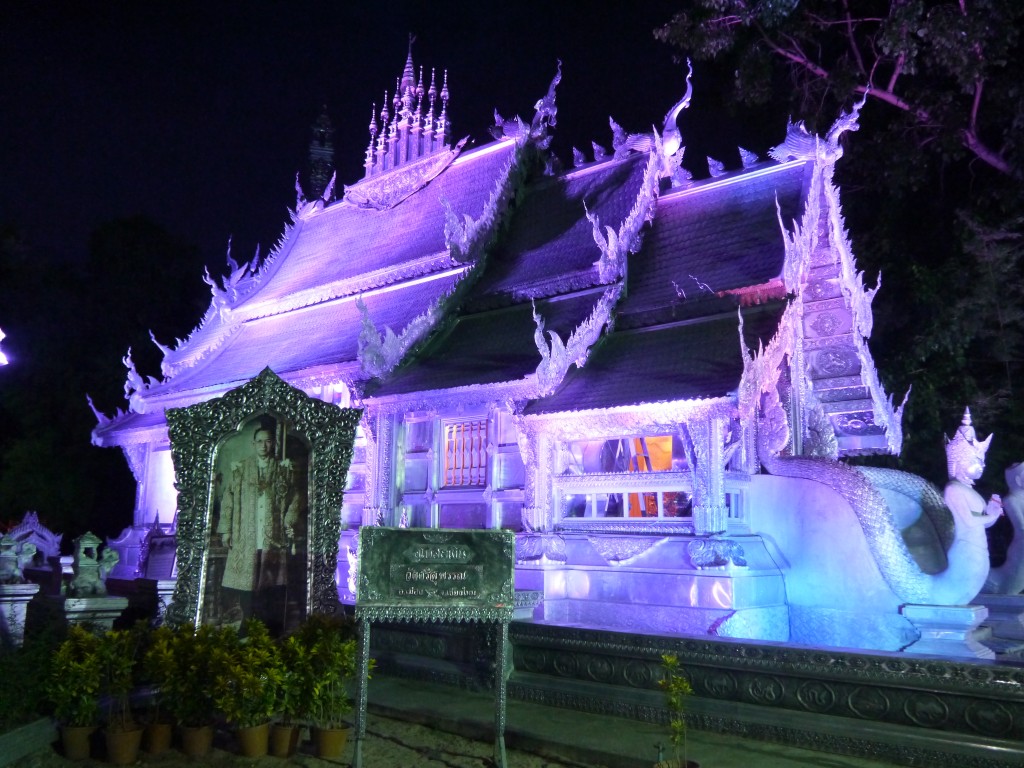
657,1,1024,487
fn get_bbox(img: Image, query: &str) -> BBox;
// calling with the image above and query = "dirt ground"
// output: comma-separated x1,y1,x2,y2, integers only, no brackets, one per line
8,713,590,768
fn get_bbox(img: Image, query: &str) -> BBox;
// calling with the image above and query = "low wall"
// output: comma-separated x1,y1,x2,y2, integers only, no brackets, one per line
369,619,1024,767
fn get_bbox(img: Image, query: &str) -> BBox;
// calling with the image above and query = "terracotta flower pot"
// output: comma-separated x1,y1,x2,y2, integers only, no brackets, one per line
180,724,214,758
270,723,300,758
143,720,173,755
236,721,270,758
313,725,350,759
60,725,95,761
104,725,143,765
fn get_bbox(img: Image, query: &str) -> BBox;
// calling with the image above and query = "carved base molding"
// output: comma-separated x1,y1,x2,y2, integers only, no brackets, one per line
372,620,1024,767
901,603,995,659
508,623,1024,768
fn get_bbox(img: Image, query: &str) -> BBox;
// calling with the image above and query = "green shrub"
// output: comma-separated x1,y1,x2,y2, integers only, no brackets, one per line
658,653,694,766
213,619,283,728
46,626,102,727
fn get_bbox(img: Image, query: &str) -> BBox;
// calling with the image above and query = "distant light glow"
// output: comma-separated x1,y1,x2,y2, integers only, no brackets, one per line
0,327,8,365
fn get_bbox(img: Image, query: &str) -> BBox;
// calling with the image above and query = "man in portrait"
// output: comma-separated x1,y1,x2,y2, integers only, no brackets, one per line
217,417,307,633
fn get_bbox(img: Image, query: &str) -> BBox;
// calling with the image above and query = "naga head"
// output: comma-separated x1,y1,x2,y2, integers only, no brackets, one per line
945,407,993,486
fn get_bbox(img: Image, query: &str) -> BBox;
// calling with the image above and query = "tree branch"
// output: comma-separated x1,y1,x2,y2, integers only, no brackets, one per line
886,53,904,93
841,0,868,77
759,33,1012,176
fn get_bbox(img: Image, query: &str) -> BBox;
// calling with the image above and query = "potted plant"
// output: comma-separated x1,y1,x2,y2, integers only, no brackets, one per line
299,614,359,759
163,623,234,757
656,653,697,768
272,632,312,757
138,624,174,755
212,618,283,757
95,627,144,765
46,625,102,760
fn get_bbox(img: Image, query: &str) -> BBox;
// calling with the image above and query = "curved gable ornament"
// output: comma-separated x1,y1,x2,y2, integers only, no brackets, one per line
164,367,361,627
343,137,468,210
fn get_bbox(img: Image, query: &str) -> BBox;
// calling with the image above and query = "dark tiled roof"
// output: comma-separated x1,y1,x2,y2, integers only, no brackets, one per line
368,290,607,397
469,153,650,306
620,161,807,323
524,302,786,414
242,142,517,306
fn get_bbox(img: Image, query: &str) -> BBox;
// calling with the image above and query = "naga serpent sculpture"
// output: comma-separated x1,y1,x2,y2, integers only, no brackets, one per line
758,389,993,606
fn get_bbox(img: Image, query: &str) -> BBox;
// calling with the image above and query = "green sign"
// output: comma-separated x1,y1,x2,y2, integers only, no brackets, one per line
355,527,515,622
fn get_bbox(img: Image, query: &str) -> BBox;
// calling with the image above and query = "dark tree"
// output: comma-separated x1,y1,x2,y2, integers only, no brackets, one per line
0,218,208,540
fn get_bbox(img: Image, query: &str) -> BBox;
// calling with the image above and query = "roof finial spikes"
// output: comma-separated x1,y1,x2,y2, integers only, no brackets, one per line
438,70,450,143
359,41,454,181
425,68,437,133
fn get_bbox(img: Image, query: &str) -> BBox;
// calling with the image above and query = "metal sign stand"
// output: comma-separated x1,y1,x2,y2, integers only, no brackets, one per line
353,616,510,768
351,527,515,768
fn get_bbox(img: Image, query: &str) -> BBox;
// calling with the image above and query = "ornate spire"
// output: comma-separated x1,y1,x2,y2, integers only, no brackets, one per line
356,42,454,180
307,106,335,201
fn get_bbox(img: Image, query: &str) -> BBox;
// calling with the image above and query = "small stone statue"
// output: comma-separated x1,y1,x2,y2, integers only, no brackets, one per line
0,534,36,584
984,462,1024,594
944,409,1003,554
68,531,118,597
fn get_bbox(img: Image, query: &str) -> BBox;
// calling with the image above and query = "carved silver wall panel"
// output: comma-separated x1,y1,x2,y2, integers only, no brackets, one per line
164,368,361,626
810,347,860,378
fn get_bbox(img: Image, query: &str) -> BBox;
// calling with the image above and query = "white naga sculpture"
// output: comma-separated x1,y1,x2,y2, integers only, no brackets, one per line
985,461,1024,594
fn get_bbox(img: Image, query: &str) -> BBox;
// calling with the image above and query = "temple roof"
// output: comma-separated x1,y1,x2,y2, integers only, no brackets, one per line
619,160,806,327
470,152,651,307
364,158,809,407
239,141,516,315
368,290,606,398
524,302,785,414
145,270,466,402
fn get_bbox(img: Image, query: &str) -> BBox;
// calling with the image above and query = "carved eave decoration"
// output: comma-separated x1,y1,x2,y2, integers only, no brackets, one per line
520,398,737,443
342,137,468,210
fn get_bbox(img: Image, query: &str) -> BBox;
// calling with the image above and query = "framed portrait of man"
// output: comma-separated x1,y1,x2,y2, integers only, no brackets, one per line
165,368,361,634
204,416,309,635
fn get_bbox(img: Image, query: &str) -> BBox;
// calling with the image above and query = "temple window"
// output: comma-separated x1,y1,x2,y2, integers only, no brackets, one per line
553,431,745,528
442,418,488,488
564,434,688,475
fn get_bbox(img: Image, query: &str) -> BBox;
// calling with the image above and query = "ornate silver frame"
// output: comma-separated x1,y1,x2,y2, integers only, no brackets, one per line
164,368,361,627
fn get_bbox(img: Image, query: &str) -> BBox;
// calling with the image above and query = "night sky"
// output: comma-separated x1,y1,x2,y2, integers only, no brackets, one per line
1,2,725,274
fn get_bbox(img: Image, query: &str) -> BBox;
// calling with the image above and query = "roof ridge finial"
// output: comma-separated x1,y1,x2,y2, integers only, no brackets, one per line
401,34,417,98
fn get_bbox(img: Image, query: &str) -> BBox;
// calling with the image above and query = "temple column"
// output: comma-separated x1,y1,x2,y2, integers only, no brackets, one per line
517,421,554,533
688,415,729,535
362,412,398,527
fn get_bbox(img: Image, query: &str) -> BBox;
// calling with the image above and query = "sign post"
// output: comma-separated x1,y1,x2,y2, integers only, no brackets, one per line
352,527,515,768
